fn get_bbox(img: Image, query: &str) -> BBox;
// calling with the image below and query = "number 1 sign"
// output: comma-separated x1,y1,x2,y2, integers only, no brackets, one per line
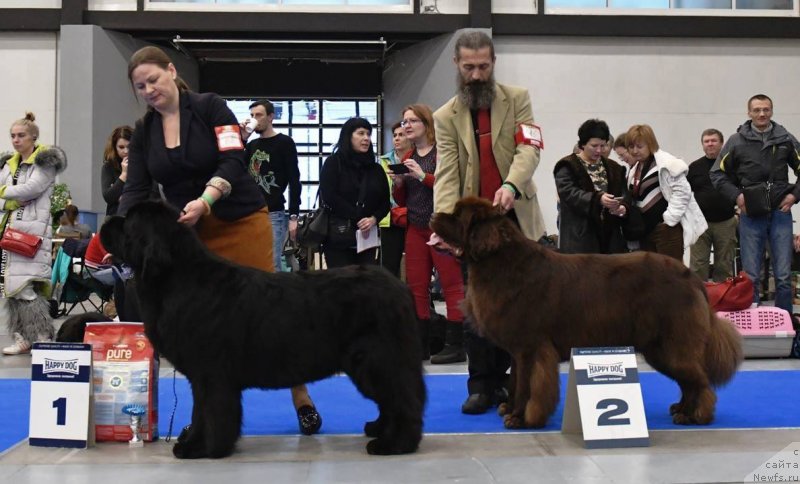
29,342,92,448
562,347,649,449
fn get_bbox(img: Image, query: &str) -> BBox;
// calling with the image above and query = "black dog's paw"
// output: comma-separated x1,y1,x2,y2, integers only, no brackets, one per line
366,437,418,455
177,424,193,443
364,419,382,438
172,440,208,459
366,438,395,455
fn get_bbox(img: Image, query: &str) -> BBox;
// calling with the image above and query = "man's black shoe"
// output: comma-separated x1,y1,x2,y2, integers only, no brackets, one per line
461,393,493,414
493,387,509,405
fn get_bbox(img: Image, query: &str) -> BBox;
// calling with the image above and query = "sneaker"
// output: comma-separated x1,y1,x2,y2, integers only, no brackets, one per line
3,333,31,355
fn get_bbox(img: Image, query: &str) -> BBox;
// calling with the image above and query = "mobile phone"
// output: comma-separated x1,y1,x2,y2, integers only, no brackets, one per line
389,164,410,174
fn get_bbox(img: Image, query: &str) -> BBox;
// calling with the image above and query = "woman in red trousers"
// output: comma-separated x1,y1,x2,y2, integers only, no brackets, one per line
392,104,465,364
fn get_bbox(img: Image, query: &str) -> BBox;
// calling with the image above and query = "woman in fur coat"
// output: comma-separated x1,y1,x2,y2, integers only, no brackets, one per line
1,112,67,355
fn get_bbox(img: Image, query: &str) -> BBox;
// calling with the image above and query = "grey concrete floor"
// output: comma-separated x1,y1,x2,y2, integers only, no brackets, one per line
1,314,799,483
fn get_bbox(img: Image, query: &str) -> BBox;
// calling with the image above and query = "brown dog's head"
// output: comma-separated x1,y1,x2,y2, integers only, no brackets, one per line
429,197,518,261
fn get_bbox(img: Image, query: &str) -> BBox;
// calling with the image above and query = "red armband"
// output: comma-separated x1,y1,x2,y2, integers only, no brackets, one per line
214,125,245,151
515,123,544,149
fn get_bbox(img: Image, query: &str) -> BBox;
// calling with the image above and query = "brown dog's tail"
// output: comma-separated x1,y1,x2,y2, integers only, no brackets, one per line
704,311,744,387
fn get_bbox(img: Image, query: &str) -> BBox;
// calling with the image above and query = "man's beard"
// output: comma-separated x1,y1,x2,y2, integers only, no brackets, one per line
457,73,496,110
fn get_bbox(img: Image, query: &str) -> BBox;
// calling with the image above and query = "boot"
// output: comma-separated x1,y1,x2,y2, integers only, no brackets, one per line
429,312,446,356
417,318,430,360
430,321,466,364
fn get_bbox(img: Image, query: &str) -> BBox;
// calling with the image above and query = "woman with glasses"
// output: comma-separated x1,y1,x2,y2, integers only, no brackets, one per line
392,104,466,364
625,124,706,260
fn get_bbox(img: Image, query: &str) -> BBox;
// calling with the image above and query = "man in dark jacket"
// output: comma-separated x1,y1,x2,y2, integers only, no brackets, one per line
710,94,800,314
687,129,737,282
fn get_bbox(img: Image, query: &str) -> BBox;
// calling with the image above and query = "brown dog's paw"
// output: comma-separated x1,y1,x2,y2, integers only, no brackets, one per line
503,414,524,429
669,402,684,416
497,402,511,416
671,412,699,425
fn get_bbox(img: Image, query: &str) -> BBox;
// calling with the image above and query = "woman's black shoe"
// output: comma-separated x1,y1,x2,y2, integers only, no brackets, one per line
297,405,322,435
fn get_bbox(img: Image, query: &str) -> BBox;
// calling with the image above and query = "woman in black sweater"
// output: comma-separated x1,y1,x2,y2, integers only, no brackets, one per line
101,125,133,217
319,117,390,268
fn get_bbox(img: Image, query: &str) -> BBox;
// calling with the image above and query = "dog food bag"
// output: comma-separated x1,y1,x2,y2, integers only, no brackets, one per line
84,322,159,442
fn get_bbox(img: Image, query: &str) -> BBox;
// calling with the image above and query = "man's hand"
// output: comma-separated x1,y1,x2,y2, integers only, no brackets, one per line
780,193,796,212
736,193,747,216
288,218,298,241
493,186,515,212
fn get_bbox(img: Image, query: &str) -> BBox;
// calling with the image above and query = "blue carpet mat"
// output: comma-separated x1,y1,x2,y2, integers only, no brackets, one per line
3,370,799,453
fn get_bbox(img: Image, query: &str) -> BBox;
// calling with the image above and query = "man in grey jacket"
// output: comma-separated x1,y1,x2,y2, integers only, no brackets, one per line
710,94,800,314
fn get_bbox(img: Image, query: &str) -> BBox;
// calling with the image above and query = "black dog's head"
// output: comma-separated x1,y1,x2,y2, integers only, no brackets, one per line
100,201,200,279
429,197,519,261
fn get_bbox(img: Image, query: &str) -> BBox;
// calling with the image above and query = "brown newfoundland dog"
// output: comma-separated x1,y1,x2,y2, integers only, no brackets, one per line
430,197,742,429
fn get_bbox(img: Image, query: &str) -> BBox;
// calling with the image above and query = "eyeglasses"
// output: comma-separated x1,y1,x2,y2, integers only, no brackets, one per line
401,118,422,128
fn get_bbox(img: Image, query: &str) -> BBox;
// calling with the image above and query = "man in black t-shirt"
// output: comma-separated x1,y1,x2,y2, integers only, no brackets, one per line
687,128,737,282
244,100,302,272
242,100,322,435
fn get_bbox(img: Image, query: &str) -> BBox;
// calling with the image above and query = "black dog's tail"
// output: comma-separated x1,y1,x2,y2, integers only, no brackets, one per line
704,309,743,387
56,312,111,342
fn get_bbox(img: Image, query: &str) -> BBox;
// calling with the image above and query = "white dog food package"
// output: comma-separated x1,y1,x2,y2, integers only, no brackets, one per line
84,322,159,442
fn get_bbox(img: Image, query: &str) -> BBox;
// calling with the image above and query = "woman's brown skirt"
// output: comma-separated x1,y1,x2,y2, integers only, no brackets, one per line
195,208,274,273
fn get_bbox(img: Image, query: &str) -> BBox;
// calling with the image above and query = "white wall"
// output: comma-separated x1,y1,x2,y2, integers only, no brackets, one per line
493,36,800,236
57,26,199,215
0,32,58,155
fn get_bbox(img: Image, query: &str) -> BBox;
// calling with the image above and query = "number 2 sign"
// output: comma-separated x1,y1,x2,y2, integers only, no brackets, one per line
562,347,649,449
29,343,92,448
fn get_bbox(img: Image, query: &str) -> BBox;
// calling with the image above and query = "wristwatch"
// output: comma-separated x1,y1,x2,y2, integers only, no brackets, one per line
289,214,299,221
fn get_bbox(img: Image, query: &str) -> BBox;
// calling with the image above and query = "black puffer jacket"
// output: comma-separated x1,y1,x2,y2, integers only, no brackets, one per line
710,120,800,209
553,154,628,254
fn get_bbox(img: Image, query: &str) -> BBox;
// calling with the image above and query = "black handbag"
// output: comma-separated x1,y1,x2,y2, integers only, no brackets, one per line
326,215,355,247
296,194,329,250
742,182,771,217
621,203,646,241
322,170,370,248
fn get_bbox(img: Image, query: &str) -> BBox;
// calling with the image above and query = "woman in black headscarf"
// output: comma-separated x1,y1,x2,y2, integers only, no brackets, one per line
319,117,390,268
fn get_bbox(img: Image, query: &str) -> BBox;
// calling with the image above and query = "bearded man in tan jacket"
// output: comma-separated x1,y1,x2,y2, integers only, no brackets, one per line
433,30,545,415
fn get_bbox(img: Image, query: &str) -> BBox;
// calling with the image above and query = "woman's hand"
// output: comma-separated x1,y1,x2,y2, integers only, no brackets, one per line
600,192,621,210
609,205,627,217
101,253,113,264
403,159,425,180
389,173,403,187
177,199,207,227
120,157,128,182
357,216,376,235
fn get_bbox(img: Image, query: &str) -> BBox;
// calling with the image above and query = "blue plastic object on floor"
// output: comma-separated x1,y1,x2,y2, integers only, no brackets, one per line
2,370,799,453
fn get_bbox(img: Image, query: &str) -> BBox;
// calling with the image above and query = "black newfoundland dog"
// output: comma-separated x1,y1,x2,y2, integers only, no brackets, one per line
101,201,425,459
430,197,742,429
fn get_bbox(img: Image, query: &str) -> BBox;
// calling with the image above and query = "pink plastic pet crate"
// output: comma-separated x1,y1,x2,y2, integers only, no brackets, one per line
718,307,796,358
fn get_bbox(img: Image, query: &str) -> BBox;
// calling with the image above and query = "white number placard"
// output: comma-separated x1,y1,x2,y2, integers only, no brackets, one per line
29,342,92,448
562,346,649,448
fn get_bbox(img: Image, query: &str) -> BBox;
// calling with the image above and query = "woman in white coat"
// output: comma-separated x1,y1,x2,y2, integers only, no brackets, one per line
625,124,706,261
1,112,67,355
